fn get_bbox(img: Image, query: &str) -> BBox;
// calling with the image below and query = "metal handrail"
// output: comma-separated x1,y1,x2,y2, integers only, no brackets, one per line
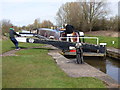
59,36,99,45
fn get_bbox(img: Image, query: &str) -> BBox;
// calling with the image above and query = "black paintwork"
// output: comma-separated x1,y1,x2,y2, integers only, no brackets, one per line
26,38,106,53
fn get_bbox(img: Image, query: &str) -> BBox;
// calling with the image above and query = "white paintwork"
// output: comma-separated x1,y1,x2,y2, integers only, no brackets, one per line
49,36,54,39
60,36,99,45
100,43,107,46
67,34,73,42
69,46,75,50
28,38,34,43
20,34,33,37
112,41,115,44
76,43,82,47
79,32,84,36
16,37,27,42
16,32,19,34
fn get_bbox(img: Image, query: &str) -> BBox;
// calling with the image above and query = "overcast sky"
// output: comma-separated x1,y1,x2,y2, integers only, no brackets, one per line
0,0,119,26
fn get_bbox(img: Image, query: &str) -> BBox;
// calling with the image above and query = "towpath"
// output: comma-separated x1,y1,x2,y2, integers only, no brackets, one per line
48,45,120,88
1,45,120,88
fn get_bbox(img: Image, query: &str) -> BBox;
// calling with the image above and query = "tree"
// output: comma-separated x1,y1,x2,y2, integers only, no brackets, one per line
26,24,34,31
85,1,107,31
1,19,13,35
33,18,41,28
56,4,66,27
56,0,108,32
40,20,53,28
56,2,82,29
118,16,120,31
22,26,26,30
108,16,119,31
25,19,54,32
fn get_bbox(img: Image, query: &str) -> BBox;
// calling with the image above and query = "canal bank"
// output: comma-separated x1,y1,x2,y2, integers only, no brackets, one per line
107,47,120,60
47,45,119,88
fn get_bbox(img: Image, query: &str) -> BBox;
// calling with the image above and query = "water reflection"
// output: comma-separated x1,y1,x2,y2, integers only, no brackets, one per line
84,57,106,73
84,57,120,84
66,56,120,84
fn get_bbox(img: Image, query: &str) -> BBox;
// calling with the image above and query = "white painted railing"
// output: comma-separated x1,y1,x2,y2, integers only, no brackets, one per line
59,36,99,45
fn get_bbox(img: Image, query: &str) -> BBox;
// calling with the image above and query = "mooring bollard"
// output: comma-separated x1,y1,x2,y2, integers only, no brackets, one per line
75,43,84,64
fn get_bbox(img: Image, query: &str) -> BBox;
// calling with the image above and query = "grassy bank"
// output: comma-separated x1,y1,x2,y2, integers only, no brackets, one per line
2,40,106,88
84,35,119,49
1,40,43,54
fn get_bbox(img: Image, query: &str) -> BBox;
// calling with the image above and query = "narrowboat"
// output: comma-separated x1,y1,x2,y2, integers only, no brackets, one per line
16,28,107,57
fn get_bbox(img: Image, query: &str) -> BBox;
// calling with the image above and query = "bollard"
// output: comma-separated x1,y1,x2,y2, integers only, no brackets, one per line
99,43,107,60
76,43,84,64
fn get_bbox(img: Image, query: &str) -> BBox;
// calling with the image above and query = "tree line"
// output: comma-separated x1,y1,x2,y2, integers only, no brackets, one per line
0,19,21,36
0,19,54,36
56,1,119,32
0,1,119,36
21,19,54,31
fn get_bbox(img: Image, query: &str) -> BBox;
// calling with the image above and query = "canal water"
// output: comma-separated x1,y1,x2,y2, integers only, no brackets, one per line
66,56,120,84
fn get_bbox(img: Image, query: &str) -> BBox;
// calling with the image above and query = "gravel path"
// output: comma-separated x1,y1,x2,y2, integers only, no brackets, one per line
0,46,46,57
0,50,19,56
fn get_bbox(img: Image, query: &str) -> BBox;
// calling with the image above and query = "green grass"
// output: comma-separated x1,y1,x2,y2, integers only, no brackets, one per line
0,40,1,89
84,35,119,49
1,39,44,54
0,40,2,55
2,40,106,88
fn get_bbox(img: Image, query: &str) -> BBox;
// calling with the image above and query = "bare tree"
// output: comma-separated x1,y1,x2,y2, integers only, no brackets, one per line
56,4,67,27
108,16,119,31
56,0,108,32
40,20,53,28
1,19,12,35
87,1,107,31
56,2,82,29
33,18,41,28
26,24,34,31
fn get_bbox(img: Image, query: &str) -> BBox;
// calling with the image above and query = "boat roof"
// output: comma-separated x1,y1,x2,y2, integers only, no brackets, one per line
38,28,57,32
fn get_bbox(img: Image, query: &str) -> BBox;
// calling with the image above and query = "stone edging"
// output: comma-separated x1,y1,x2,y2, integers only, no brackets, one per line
48,45,119,88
